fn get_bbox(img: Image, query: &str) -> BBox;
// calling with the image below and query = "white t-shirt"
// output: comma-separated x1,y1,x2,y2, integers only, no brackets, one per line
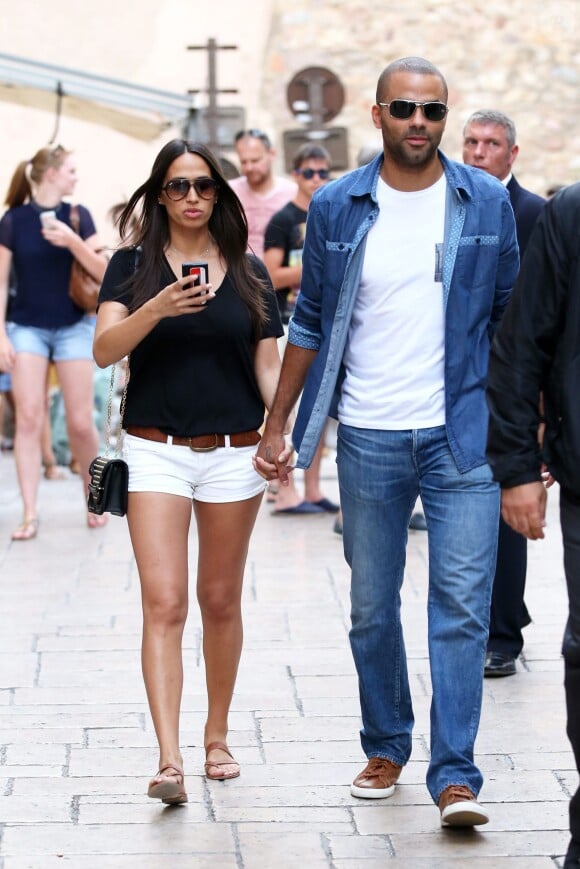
229,176,297,258
339,174,447,430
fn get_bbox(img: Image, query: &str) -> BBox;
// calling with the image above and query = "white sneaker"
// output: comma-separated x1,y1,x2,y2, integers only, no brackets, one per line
439,784,489,827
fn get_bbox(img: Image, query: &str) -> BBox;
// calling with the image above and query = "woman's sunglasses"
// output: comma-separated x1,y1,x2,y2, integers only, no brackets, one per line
162,177,219,201
377,100,448,122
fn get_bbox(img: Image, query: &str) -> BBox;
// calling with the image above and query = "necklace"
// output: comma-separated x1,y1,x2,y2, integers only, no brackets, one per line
167,238,213,260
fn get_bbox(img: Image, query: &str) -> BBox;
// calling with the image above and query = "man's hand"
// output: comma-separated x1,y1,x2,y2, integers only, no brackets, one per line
253,424,294,486
501,481,547,540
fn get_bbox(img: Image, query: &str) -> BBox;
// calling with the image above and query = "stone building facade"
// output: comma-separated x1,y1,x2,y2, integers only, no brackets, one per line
262,0,580,196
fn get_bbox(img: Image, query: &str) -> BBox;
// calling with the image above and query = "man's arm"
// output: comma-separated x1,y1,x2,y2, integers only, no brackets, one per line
487,189,579,541
253,343,316,484
487,195,569,490
263,246,302,291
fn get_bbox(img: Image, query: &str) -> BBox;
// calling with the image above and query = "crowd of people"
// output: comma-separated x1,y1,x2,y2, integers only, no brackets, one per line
1,53,579,866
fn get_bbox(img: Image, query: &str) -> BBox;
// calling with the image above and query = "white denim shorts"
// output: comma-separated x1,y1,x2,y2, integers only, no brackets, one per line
123,433,267,503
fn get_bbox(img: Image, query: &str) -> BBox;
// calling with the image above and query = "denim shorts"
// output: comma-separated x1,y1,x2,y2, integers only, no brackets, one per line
6,317,95,362
123,433,267,503
0,371,11,392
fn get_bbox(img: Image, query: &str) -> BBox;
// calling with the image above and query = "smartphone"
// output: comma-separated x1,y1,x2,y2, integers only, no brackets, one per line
40,210,57,229
182,261,209,290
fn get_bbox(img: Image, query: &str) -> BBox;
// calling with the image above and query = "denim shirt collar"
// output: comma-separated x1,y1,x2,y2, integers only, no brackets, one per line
347,150,472,204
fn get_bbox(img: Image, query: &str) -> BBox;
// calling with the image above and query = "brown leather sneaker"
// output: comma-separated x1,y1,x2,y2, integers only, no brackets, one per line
439,784,489,826
350,756,403,799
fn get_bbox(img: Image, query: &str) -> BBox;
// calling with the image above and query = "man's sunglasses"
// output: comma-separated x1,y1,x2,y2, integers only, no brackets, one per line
378,100,448,122
161,177,219,201
297,168,330,180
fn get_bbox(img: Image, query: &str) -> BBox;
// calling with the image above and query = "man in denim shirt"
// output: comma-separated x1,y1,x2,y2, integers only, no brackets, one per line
255,57,518,827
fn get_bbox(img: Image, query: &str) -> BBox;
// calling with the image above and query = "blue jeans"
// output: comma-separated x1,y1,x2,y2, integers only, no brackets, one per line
337,424,499,803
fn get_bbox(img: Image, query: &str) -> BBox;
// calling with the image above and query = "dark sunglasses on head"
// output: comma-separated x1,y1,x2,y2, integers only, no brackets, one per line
297,168,330,180
378,99,448,122
162,177,219,201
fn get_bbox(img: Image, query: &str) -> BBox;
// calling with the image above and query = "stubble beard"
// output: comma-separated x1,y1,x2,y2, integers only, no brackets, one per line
385,128,441,170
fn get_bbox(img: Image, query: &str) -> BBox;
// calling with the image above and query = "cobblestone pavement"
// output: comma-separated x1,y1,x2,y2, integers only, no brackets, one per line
0,445,574,868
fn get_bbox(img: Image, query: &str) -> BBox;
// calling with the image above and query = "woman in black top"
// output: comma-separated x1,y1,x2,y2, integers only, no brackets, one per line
94,140,283,803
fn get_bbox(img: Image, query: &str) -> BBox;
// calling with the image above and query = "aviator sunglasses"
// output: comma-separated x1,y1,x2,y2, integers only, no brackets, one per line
297,168,330,180
378,99,448,122
162,177,219,201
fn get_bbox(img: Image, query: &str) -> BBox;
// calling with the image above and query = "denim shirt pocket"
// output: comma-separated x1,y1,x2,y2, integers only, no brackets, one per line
324,240,355,292
455,235,500,290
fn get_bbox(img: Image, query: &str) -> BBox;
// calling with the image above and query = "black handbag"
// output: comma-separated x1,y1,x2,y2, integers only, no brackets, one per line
87,362,129,516
87,456,128,516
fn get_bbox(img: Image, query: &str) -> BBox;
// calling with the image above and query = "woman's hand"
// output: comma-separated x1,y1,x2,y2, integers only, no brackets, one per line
41,219,76,249
149,274,216,319
0,332,15,373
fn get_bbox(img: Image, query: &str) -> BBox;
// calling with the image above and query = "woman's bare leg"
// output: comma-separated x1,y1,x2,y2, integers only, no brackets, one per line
127,491,192,773
303,434,326,502
194,493,262,770
55,359,100,515
11,352,49,524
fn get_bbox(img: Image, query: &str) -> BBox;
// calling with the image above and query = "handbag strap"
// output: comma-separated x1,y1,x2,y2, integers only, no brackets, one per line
104,246,140,455
70,204,80,234
104,360,130,457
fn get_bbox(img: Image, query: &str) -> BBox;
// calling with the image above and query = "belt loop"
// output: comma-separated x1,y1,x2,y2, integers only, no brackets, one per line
224,434,231,448
167,434,173,445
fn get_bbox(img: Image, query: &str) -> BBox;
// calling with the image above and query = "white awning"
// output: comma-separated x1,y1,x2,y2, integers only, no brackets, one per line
0,52,193,141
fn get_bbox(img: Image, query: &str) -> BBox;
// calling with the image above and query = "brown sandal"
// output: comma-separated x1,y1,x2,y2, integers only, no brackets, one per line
43,463,67,480
204,741,240,781
147,763,188,804
11,517,39,541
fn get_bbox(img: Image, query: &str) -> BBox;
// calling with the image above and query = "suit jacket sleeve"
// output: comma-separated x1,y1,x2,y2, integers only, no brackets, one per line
486,192,571,487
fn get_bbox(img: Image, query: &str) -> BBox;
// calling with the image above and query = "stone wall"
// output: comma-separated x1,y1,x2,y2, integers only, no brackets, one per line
261,0,580,195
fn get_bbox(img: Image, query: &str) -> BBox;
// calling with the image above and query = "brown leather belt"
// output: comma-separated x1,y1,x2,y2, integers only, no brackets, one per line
126,425,261,452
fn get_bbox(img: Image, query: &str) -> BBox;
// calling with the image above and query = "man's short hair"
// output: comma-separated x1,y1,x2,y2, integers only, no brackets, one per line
376,56,448,104
292,143,331,171
234,129,272,150
463,111,517,149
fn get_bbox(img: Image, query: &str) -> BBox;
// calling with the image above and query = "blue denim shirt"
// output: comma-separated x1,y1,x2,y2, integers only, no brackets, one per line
289,151,519,471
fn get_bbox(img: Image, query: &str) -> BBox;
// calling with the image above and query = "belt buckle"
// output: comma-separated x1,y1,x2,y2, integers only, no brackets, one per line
188,434,219,452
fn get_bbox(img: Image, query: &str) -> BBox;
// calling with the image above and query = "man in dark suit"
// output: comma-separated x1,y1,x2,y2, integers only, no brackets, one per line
463,110,545,677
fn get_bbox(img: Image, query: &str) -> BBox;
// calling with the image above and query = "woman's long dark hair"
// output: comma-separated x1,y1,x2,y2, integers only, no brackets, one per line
118,139,267,338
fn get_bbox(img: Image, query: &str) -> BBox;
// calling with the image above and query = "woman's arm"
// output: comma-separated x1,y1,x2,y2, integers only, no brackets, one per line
0,245,15,372
93,272,216,368
42,221,108,281
253,336,294,433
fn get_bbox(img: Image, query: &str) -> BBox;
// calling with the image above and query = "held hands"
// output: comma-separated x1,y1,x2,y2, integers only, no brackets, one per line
151,275,216,318
253,426,295,485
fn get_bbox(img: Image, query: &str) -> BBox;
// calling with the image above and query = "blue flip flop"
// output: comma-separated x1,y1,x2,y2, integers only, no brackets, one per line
311,497,340,513
273,501,325,515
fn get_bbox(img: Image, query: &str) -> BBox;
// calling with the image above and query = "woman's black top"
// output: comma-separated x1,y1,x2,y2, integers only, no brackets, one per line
99,249,283,437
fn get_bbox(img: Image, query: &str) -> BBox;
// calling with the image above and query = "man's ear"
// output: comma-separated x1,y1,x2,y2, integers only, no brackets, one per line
371,104,382,130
